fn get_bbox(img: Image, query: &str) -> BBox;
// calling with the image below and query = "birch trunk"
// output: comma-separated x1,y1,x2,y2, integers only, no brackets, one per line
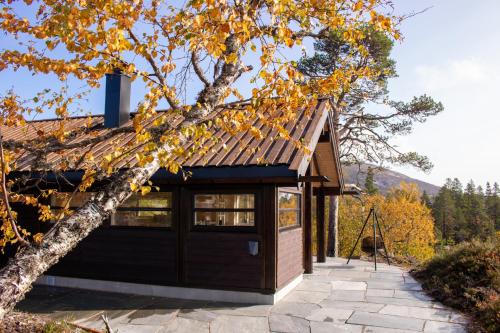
0,160,161,319
326,195,339,257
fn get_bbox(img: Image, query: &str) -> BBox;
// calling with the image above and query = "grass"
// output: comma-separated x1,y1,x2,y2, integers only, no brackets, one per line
412,239,499,333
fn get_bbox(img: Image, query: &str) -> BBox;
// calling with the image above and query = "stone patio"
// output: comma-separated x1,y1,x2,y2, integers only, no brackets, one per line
17,258,469,332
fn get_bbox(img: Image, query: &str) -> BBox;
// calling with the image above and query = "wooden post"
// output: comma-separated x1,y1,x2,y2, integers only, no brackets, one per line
304,177,313,274
316,188,326,263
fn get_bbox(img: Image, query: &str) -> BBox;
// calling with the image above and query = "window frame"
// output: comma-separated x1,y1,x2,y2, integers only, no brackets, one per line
49,189,176,230
278,188,302,231
110,191,174,230
190,189,259,233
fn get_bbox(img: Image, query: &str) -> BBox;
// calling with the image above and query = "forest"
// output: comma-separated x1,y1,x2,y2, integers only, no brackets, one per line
430,178,500,244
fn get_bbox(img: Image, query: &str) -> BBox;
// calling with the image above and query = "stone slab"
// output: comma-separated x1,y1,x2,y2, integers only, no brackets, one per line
112,324,163,333
380,304,451,321
366,289,394,297
319,300,384,313
270,301,320,318
306,307,353,323
347,312,425,331
424,320,467,333
158,317,210,333
310,321,363,333
269,314,310,333
282,291,329,304
295,280,332,293
367,281,422,291
364,326,418,333
394,290,433,301
327,290,366,302
366,296,432,308
331,281,367,290
210,315,269,333
207,303,272,317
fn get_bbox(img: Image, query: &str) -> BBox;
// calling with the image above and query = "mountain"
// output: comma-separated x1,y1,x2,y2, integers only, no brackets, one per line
342,163,440,196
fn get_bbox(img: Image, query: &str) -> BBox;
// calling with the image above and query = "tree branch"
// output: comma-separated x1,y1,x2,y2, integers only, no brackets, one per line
191,52,211,86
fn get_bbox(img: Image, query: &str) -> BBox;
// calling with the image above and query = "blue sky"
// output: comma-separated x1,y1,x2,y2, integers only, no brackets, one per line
1,0,498,187
386,0,500,186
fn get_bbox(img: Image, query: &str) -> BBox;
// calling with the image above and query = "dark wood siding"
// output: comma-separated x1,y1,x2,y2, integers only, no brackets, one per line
277,227,303,288
184,232,264,289
49,227,178,285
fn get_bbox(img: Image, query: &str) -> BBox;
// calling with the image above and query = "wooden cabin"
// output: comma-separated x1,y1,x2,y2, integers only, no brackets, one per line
1,74,344,304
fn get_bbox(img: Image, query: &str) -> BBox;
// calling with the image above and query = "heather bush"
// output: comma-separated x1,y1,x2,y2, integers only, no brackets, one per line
413,240,500,332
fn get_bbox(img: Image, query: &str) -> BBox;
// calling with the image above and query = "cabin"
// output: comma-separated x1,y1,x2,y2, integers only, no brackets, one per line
1,72,344,304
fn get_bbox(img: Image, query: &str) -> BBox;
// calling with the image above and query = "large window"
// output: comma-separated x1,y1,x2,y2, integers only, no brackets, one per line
193,193,255,227
50,191,173,228
111,192,172,228
278,190,301,229
50,192,94,221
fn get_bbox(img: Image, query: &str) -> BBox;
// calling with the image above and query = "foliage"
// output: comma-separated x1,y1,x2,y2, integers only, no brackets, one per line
0,0,401,249
364,166,378,195
42,321,75,333
413,240,500,333
431,178,498,244
297,22,443,171
338,182,436,262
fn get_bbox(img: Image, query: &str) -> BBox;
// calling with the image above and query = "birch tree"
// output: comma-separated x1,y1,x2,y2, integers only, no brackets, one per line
0,0,399,318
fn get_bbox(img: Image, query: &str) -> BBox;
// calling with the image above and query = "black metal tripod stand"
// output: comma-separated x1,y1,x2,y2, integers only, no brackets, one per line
347,206,390,270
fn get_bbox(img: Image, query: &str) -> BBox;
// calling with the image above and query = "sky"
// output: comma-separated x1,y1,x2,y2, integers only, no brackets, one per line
386,0,500,186
0,0,498,187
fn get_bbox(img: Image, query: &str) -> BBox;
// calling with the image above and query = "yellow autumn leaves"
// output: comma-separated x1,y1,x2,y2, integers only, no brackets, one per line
339,183,436,262
0,0,401,249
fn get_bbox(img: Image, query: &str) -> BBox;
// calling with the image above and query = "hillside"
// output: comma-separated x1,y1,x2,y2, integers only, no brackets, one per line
342,163,440,196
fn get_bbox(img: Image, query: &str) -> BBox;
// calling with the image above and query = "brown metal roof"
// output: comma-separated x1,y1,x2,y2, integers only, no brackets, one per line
2,100,336,179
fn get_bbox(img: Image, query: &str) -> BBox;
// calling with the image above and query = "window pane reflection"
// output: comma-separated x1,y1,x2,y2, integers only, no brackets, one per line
112,211,172,228
195,211,255,226
194,194,254,209
121,192,172,208
278,191,301,228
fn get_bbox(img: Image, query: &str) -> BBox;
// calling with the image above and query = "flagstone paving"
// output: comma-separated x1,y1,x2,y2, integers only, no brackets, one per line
16,258,469,332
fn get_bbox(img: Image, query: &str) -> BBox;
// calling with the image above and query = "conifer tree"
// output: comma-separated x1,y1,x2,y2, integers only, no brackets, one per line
461,180,494,240
432,185,456,243
421,190,432,207
486,182,500,230
364,166,378,195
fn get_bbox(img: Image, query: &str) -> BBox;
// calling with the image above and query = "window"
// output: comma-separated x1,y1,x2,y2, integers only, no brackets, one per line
193,193,255,227
50,191,173,228
50,192,94,220
111,192,172,228
278,191,301,229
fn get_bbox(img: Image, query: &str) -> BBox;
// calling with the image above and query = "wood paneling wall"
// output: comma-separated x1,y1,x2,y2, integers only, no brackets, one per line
48,227,178,285
184,232,264,289
277,227,303,288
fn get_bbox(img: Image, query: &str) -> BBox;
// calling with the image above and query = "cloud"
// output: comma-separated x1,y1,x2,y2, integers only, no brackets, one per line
415,58,490,91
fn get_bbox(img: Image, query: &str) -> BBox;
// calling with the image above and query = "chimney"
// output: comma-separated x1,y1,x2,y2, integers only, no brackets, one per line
104,69,131,128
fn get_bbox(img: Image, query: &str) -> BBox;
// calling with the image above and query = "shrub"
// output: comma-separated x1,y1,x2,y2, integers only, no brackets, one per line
413,240,500,332
338,182,436,262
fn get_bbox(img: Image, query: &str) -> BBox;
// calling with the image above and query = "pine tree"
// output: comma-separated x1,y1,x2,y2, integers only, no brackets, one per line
421,190,432,207
432,185,456,243
486,182,500,230
364,166,378,195
461,180,494,240
450,178,463,207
